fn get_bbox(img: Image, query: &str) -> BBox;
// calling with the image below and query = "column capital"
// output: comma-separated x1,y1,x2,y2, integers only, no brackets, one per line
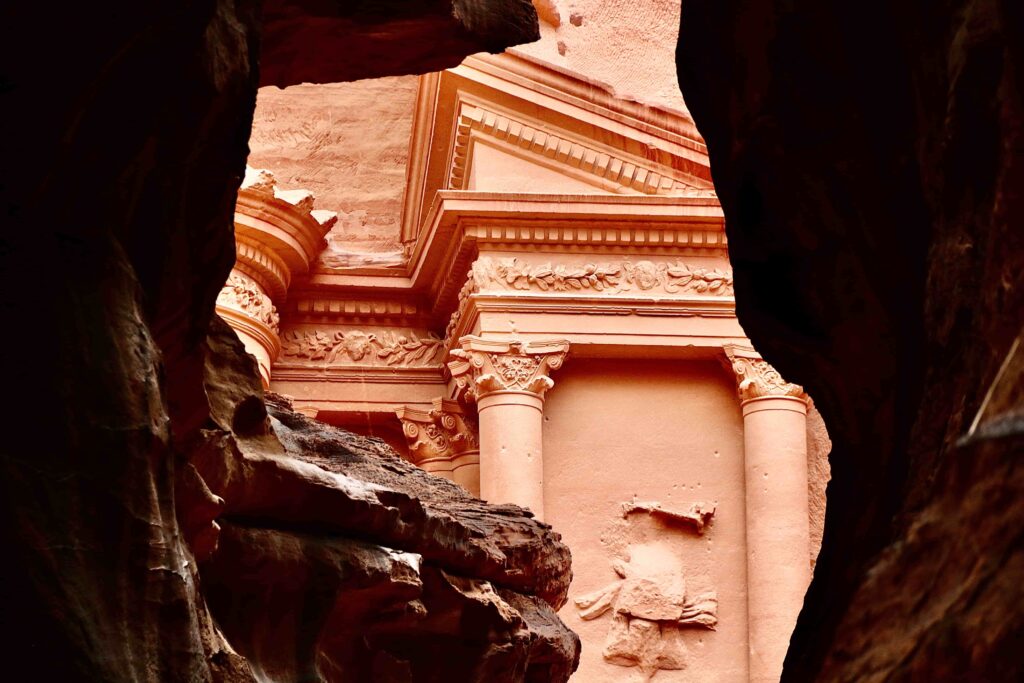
722,345,809,404
396,398,479,469
447,336,570,401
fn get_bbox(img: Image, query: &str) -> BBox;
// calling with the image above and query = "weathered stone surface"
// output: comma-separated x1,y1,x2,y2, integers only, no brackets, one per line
249,77,419,261
676,0,1023,679
197,318,579,680
260,0,540,87
0,0,552,679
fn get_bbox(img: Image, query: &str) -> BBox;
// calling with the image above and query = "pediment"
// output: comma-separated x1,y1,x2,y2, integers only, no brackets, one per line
402,52,716,243
451,105,696,195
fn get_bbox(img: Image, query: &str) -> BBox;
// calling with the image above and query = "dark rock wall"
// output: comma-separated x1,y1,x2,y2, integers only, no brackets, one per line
677,0,1023,679
0,1,574,681
1,2,263,679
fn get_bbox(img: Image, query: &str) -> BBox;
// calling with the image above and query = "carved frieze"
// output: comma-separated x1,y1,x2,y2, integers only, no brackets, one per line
470,257,734,296
448,337,570,401
723,348,809,403
216,272,280,332
280,329,445,367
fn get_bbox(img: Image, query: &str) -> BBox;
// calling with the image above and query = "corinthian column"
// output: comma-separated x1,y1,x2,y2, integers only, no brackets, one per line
448,337,569,519
724,346,811,683
395,398,481,496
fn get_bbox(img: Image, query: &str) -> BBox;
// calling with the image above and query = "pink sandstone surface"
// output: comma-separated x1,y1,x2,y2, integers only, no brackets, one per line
248,77,419,264
516,0,688,112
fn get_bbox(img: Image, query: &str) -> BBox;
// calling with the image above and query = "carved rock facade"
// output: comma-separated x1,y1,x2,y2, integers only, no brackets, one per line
247,50,832,682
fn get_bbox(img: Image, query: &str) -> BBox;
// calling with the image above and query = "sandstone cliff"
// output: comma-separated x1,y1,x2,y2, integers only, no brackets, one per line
0,1,584,680
677,0,1023,679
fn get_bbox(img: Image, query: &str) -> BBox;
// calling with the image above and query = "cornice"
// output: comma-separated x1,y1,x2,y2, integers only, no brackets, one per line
461,52,704,148
448,104,710,195
269,365,445,384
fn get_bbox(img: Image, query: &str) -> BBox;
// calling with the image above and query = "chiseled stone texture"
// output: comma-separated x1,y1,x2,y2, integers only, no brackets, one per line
515,0,688,112
677,0,1023,679
249,77,419,261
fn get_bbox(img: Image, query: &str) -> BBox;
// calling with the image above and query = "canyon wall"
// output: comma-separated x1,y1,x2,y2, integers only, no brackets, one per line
0,0,582,680
677,0,1023,679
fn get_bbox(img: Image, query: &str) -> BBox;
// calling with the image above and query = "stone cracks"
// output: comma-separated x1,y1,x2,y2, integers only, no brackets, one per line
195,319,580,681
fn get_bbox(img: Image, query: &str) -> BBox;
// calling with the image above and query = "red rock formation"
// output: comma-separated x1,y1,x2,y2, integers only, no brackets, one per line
0,1,583,680
676,0,1023,679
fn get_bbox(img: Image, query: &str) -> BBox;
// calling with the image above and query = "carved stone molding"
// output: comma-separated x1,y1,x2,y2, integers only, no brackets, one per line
723,346,809,403
280,328,445,367
234,166,337,299
217,272,280,333
450,105,701,195
471,257,734,296
396,398,479,468
448,336,570,402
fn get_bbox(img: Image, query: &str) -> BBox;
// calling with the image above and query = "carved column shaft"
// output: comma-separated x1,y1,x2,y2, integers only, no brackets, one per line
725,348,811,683
448,337,569,519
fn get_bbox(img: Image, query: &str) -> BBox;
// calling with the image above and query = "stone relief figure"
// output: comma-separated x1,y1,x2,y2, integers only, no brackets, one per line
575,539,718,680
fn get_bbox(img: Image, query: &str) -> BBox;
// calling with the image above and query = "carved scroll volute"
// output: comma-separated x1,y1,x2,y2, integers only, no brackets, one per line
722,346,809,404
395,399,479,471
447,336,570,402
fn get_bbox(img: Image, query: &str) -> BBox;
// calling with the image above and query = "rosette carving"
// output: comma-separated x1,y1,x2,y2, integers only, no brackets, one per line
447,337,570,401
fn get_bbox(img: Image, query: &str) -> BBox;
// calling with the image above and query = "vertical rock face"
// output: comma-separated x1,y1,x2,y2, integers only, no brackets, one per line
676,0,1023,680
0,0,580,681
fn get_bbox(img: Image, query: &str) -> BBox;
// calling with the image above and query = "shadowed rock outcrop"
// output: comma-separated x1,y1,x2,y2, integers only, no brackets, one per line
260,0,540,86
197,319,579,680
677,0,1023,679
0,0,579,680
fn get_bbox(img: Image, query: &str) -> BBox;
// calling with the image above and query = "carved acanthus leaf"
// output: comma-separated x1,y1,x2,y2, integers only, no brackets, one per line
724,351,809,403
448,337,569,401
216,272,280,332
396,401,479,467
471,257,734,296
280,329,444,367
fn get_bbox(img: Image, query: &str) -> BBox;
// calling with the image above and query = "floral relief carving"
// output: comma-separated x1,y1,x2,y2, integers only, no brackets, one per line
280,329,445,367
396,400,479,467
216,272,280,332
470,257,734,295
724,350,809,403
448,337,570,401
